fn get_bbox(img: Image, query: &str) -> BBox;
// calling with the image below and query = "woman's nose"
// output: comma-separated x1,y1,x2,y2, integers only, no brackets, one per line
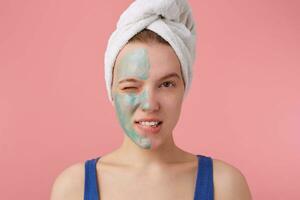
141,89,160,112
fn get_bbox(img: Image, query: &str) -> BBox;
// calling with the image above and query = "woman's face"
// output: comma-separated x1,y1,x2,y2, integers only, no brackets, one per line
111,42,184,150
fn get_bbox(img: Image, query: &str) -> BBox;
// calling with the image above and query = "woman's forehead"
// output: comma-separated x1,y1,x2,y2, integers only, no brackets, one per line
114,42,182,80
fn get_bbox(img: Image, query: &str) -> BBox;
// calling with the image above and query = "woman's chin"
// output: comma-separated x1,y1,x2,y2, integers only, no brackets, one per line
146,139,162,150
135,137,162,150
137,137,152,149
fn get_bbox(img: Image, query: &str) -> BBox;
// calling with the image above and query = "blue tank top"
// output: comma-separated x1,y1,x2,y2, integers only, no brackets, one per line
84,155,214,200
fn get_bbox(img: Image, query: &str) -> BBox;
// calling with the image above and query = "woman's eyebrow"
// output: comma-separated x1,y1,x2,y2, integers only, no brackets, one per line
158,73,180,81
118,78,139,84
118,73,180,84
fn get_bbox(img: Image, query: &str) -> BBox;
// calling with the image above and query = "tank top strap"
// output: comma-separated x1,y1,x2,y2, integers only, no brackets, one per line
84,157,101,200
194,155,214,200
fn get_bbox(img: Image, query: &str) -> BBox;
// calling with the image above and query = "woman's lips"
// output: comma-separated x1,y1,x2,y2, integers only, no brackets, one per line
134,121,162,134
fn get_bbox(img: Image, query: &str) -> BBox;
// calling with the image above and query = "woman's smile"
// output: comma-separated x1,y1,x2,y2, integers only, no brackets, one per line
134,120,163,134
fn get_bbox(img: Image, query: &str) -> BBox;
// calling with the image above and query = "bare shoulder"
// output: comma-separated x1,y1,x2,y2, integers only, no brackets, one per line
212,158,252,200
50,162,85,200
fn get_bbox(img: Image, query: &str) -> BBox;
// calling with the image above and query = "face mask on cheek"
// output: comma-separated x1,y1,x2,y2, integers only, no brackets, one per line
113,92,152,149
112,47,156,149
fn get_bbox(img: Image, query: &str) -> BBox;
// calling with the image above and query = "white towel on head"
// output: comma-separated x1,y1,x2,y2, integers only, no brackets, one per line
104,0,196,102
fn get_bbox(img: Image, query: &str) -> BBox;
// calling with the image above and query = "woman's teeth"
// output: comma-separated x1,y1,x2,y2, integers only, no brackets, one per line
138,121,161,127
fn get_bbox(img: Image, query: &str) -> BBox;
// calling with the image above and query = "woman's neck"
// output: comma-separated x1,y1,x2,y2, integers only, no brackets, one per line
110,135,195,169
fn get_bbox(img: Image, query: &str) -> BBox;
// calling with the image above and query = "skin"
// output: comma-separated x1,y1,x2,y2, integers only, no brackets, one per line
50,41,252,200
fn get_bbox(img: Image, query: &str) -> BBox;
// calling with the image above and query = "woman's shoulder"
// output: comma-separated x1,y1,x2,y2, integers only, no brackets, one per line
212,158,252,200
50,161,86,200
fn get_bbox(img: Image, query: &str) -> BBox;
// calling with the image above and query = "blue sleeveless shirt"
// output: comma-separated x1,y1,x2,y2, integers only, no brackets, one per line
84,155,214,200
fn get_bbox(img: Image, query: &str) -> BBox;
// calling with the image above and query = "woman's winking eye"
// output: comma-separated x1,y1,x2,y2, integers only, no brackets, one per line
122,86,137,90
120,80,176,92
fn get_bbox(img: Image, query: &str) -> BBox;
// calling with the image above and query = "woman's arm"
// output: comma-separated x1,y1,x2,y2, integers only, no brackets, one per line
213,159,252,200
50,163,85,200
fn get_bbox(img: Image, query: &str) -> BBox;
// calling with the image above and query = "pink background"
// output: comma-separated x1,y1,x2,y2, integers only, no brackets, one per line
1,0,299,199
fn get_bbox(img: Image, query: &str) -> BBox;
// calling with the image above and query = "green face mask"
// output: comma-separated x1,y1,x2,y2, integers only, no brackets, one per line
113,48,153,149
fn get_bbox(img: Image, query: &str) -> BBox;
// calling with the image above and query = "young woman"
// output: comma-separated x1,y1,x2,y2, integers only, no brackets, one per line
51,1,252,200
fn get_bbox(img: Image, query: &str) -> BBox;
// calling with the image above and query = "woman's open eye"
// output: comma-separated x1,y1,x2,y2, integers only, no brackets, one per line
160,81,176,88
